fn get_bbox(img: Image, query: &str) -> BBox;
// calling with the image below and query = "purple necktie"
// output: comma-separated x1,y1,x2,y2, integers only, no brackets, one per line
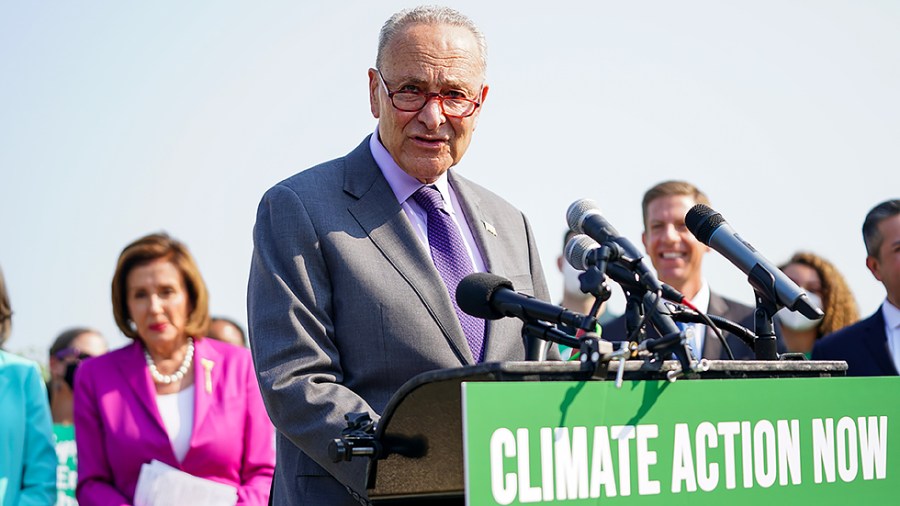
412,185,486,361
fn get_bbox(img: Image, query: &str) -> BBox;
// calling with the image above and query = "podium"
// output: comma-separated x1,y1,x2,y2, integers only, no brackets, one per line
364,359,848,504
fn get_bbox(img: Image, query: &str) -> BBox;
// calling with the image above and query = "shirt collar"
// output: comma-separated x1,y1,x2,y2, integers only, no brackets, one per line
690,280,712,314
883,299,900,330
369,130,454,210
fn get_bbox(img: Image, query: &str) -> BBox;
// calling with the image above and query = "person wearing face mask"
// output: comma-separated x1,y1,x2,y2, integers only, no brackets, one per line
48,327,109,424
556,230,617,358
776,252,859,358
47,327,108,504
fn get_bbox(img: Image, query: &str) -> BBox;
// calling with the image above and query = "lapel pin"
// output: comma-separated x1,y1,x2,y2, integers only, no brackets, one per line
483,221,497,236
201,358,214,394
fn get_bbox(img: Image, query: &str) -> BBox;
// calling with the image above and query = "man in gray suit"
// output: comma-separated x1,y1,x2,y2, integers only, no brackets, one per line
247,6,551,505
602,180,763,359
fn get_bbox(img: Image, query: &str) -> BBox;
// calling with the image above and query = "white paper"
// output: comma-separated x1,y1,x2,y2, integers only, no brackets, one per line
134,460,238,506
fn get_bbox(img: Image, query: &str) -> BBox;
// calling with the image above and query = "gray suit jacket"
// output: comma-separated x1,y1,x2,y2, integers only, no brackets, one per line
247,136,550,505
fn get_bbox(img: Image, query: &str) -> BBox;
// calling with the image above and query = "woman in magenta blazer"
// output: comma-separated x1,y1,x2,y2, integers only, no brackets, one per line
74,233,274,505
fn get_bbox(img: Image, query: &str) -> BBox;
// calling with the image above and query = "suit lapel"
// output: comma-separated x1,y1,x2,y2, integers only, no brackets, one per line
187,338,221,455
0,363,9,405
344,138,472,365
449,172,513,361
118,342,169,439
860,311,898,375
448,172,497,273
703,293,727,359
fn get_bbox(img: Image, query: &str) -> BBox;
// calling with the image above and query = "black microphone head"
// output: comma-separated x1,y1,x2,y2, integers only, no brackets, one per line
456,273,514,320
685,204,726,246
564,234,598,271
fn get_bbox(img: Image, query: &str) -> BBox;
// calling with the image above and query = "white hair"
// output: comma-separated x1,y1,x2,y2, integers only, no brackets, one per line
376,5,487,75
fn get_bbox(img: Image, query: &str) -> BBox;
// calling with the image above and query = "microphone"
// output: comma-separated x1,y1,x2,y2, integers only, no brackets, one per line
642,291,680,337
566,234,686,304
566,199,662,293
685,204,824,319
456,273,597,331
565,233,625,270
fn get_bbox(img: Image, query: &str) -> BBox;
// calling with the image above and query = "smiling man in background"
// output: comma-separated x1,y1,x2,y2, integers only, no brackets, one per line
602,180,761,359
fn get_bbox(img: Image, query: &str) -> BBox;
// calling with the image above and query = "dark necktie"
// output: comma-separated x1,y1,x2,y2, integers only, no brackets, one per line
412,185,486,361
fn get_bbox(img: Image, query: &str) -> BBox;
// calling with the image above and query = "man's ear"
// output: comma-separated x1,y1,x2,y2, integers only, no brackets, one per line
471,84,489,130
866,255,882,282
478,83,490,106
368,68,381,119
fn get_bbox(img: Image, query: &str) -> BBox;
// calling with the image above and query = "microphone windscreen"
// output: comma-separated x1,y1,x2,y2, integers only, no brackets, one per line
566,198,600,233
564,234,598,271
685,204,725,245
456,272,514,320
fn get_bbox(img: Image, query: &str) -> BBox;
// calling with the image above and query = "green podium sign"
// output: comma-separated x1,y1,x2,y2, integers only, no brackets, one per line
462,377,897,505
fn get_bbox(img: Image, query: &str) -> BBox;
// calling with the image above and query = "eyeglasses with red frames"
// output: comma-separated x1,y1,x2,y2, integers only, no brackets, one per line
376,69,482,118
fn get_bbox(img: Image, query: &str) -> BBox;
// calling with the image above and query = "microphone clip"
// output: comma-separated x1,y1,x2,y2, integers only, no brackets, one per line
577,266,612,301
575,332,614,380
636,328,709,382
329,412,380,463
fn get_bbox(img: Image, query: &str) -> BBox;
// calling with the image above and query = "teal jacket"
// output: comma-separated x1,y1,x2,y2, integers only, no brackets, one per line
0,350,56,505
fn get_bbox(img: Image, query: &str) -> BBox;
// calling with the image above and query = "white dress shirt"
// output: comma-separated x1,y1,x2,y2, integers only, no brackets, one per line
683,281,711,360
881,300,900,373
156,385,195,462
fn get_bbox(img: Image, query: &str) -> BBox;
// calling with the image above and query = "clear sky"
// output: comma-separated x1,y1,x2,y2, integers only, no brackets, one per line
2,1,898,362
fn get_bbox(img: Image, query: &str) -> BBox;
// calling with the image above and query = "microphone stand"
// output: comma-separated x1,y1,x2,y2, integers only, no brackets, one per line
622,290,647,343
575,242,647,347
522,322,612,379
576,246,614,312
747,264,780,360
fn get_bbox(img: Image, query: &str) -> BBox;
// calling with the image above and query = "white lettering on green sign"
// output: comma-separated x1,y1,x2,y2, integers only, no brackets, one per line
488,416,888,503
812,416,888,484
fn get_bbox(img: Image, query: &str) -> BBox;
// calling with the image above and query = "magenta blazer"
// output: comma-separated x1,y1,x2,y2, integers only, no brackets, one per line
74,338,274,505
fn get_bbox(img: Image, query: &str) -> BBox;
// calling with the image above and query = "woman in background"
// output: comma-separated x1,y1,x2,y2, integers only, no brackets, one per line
777,251,860,357
74,233,274,505
48,327,109,503
0,264,57,505
48,327,108,424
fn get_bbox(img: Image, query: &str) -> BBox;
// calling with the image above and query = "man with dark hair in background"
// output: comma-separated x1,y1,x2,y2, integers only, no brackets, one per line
813,199,900,376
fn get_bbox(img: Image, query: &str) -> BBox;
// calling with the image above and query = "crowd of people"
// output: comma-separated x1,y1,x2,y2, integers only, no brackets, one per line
1,236,272,506
1,5,898,506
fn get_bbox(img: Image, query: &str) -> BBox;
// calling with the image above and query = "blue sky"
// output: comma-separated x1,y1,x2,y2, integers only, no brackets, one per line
2,1,898,360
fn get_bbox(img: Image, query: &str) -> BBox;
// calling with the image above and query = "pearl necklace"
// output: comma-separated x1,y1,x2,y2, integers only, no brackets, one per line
144,337,194,385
